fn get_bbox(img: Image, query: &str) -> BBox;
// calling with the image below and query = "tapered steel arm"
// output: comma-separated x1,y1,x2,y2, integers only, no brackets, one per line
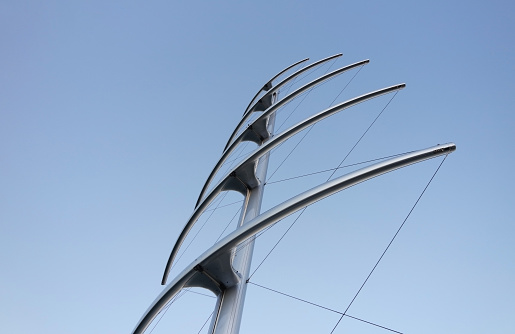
243,54,342,116
225,53,343,151
196,60,369,208
242,57,309,117
135,143,456,333
162,83,405,285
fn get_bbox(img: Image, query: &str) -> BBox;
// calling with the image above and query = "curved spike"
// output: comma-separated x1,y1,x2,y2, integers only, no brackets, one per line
196,60,370,208
243,53,343,117
242,57,309,117
160,176,248,285
224,53,343,152
137,143,456,333
162,83,405,285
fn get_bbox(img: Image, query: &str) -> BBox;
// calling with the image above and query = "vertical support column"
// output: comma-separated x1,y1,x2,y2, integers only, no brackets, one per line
208,94,277,334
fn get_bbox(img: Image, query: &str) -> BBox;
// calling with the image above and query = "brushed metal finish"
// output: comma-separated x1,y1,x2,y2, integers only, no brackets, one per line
161,83,404,285
132,143,456,334
161,83,405,285
244,54,343,115
225,53,343,151
209,112,276,334
197,60,370,209
242,57,309,117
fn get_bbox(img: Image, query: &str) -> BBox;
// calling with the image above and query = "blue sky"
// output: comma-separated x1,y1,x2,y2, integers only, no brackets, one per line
1,1,514,333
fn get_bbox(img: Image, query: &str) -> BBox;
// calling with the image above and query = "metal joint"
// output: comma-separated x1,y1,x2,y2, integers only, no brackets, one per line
194,264,227,291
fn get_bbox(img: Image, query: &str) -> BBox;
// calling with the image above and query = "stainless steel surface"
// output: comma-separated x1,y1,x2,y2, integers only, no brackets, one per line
132,142,456,334
242,57,309,117
209,111,276,334
197,59,370,209
161,83,406,285
224,53,343,152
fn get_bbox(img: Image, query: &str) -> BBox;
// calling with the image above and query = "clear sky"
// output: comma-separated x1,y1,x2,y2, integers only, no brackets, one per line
1,1,514,333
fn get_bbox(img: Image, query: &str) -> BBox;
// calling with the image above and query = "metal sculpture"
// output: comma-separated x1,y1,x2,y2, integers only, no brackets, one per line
131,55,456,334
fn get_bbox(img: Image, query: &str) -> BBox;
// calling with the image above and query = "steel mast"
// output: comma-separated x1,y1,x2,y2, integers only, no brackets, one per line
130,55,456,334
207,102,276,334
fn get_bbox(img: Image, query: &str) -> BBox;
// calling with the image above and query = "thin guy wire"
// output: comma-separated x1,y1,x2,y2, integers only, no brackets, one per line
187,289,217,299
220,141,250,168
269,60,306,97
204,190,228,211
235,59,340,174
204,199,243,212
231,144,257,163
219,142,252,179
266,151,414,185
229,213,298,261
247,281,403,333
275,88,317,132
327,91,399,181
146,283,215,333
265,134,290,158
248,209,305,280
248,281,342,313
280,70,302,96
267,65,364,184
266,126,316,183
214,206,242,243
279,58,329,95
274,75,323,135
249,91,397,278
197,311,215,334
273,60,349,133
175,191,229,265
275,91,312,133
147,296,175,333
230,205,323,263
329,155,448,334
344,314,403,334
147,277,195,333
148,276,217,334
328,65,364,107
252,91,297,131
204,178,238,211
244,93,291,133
274,93,357,180
236,219,286,253
274,58,339,134
220,150,251,173
276,62,361,133
292,57,338,90
222,58,339,186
